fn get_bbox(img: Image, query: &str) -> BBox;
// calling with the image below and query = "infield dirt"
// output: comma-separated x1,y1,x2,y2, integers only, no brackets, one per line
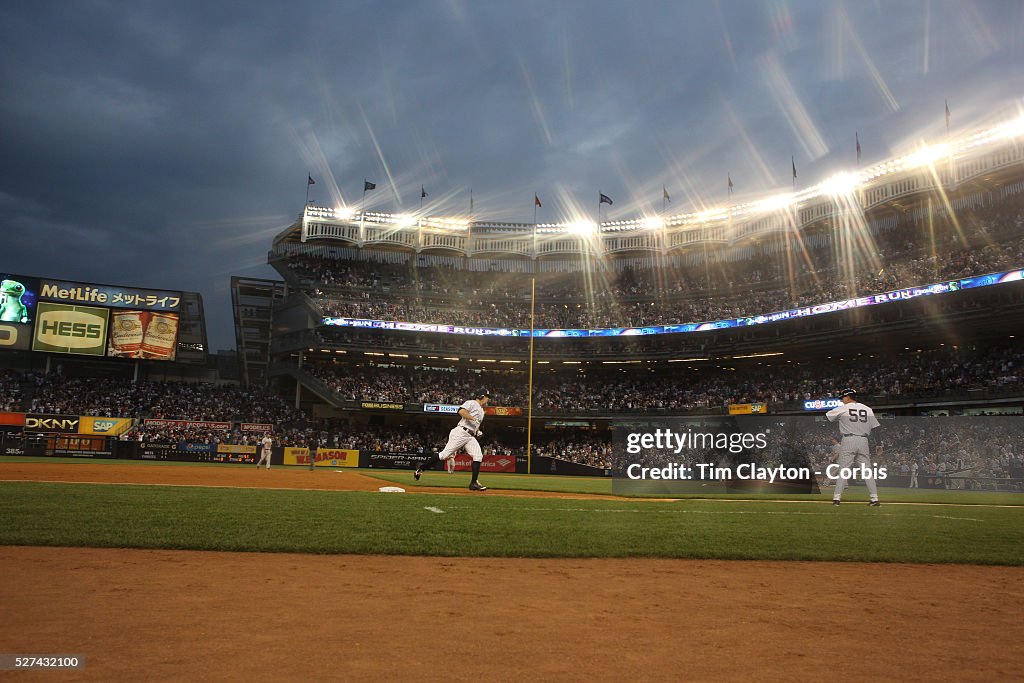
0,462,627,499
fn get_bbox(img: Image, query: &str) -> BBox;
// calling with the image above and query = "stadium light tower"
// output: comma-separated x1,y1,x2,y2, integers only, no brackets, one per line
753,193,796,213
820,171,861,197
566,219,598,235
997,114,1024,140
905,143,950,169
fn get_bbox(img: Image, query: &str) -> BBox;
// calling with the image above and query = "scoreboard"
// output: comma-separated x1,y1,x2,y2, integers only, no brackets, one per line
1,273,183,361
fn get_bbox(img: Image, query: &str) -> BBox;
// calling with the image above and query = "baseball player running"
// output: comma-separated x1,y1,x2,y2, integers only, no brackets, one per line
256,433,273,470
414,389,490,491
826,388,881,506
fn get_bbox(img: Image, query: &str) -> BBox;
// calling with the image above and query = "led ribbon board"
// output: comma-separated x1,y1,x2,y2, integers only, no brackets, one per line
321,268,1024,338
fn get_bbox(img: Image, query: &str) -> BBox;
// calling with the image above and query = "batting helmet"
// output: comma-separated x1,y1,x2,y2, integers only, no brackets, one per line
476,388,491,399
839,387,858,398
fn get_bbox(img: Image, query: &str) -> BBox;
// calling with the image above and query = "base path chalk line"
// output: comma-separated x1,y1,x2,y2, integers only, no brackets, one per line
424,506,445,514
436,505,987,522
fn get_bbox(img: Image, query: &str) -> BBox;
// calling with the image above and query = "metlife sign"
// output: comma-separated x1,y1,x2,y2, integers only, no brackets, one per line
39,279,182,312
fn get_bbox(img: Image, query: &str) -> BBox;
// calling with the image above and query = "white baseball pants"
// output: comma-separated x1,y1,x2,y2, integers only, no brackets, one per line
257,450,272,469
833,436,878,501
439,426,483,462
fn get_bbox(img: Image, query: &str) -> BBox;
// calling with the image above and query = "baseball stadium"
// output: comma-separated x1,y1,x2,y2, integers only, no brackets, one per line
2,110,1024,679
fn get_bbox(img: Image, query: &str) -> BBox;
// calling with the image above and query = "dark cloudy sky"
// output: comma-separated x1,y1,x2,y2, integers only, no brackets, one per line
2,1,1022,349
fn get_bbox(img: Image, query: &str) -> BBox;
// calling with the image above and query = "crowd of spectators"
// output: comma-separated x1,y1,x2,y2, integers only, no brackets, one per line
27,375,305,426
3,362,1022,474
532,433,613,469
305,362,523,406
292,196,1024,330
302,345,1023,413
876,420,1024,486
311,233,1024,329
0,369,24,412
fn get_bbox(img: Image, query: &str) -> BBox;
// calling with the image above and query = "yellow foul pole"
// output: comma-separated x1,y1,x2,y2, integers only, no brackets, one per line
526,276,536,474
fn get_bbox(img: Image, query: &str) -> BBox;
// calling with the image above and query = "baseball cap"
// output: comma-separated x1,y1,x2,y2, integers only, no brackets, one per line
839,387,858,398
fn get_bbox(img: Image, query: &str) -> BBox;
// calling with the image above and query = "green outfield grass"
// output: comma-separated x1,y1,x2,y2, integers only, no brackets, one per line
367,469,1024,506
1,481,1022,564
4,456,1022,505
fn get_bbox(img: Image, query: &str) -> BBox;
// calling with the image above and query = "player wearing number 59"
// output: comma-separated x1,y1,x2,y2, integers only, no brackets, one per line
826,388,881,506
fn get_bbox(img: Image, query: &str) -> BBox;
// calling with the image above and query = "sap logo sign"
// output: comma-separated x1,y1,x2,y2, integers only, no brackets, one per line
0,323,18,347
92,419,119,433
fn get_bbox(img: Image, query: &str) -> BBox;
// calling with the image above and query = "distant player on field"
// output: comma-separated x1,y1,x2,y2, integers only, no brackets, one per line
826,388,881,506
256,432,273,470
414,389,490,491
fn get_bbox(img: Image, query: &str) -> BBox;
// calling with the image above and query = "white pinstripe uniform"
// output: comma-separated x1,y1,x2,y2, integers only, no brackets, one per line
439,399,485,463
826,401,880,502
256,435,273,469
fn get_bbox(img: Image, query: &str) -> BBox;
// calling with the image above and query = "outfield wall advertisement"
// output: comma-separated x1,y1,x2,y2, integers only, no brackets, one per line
24,413,81,433
423,404,524,416
0,412,26,427
78,416,134,436
360,401,404,411
450,453,517,473
283,447,362,466
485,406,523,417
363,451,515,471
143,419,232,431
364,451,428,469
282,447,311,465
728,403,768,415
313,448,360,467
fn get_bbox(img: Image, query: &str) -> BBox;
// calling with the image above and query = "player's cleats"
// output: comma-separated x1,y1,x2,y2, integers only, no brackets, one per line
469,481,487,491
413,468,422,481
868,500,881,506
832,500,841,505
